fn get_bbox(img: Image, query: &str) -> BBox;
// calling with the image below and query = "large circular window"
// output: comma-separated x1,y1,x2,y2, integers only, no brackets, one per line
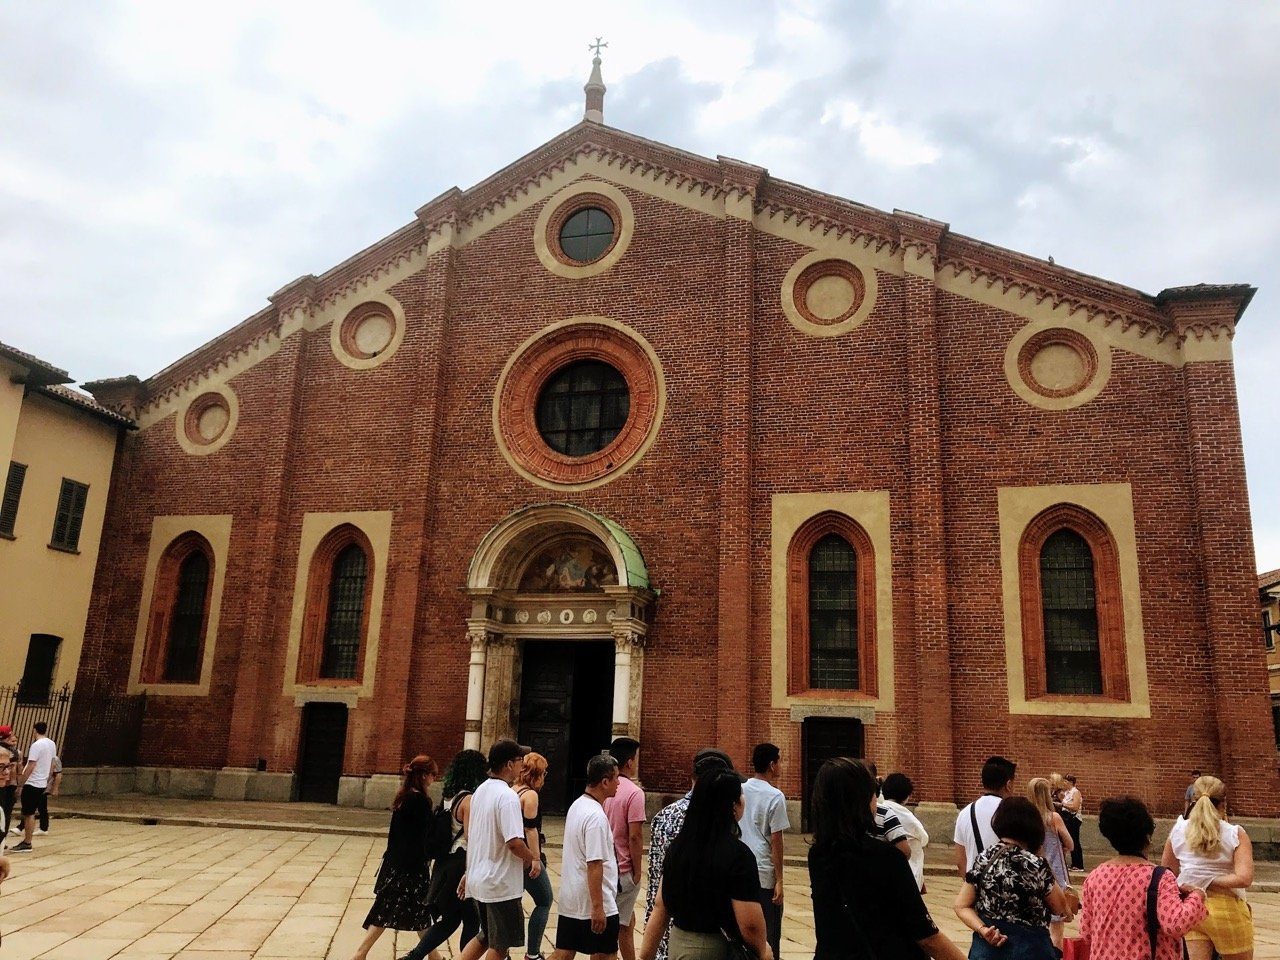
494,318,665,489
536,360,630,456
558,208,616,264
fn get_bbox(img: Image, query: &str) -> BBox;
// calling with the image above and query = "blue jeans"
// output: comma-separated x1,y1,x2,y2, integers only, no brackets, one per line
968,919,1058,960
525,860,554,956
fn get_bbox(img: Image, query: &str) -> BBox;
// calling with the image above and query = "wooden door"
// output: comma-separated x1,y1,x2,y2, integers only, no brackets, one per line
801,716,864,830
517,644,575,812
297,702,347,804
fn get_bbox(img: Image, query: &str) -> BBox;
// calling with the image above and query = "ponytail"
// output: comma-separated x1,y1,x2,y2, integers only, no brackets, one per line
1185,775,1227,856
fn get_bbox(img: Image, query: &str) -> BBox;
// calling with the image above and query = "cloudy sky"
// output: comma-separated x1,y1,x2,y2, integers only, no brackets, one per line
3,1,1279,566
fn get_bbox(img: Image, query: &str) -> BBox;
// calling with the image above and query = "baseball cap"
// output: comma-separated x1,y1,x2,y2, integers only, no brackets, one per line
692,747,745,782
0,726,12,737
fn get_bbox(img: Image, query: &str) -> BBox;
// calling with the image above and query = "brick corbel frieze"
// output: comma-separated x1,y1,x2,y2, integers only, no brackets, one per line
1155,283,1254,347
892,208,956,802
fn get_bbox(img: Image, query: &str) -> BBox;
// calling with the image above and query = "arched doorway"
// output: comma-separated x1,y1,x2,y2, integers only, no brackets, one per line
462,504,656,812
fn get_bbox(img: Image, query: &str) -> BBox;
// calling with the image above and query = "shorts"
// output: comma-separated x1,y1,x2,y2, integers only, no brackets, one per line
20,784,44,818
1185,891,1253,956
476,897,525,952
616,872,642,923
555,914,621,955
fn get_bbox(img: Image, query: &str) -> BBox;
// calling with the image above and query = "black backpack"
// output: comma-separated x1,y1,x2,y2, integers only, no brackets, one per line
424,792,466,861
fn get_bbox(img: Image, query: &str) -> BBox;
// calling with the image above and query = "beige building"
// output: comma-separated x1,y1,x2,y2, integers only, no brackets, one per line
0,343,131,709
1262,568,1280,745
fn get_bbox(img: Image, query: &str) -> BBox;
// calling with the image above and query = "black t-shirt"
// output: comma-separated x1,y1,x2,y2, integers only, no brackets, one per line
809,837,938,960
384,791,432,870
661,834,759,939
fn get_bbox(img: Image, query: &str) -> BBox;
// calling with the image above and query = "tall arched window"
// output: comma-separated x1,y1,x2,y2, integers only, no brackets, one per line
166,551,210,682
320,544,367,680
1019,505,1127,701
142,532,215,684
808,534,859,689
787,512,877,697
299,525,374,684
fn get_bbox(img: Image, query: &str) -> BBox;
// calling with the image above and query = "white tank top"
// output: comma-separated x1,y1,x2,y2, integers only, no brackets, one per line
1169,816,1244,899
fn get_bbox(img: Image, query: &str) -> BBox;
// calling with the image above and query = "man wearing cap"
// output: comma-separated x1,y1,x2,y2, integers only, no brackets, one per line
644,748,737,960
458,739,541,960
0,727,20,838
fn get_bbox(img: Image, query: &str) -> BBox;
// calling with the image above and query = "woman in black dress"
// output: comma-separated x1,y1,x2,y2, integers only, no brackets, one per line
808,757,967,960
350,754,439,960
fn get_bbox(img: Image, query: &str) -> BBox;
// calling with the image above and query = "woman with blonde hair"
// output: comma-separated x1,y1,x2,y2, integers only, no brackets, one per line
1027,777,1076,948
351,754,439,960
1162,775,1254,960
516,752,554,960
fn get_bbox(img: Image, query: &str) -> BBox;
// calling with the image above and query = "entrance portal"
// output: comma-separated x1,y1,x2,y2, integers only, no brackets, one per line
517,641,615,813
801,716,864,830
297,701,347,804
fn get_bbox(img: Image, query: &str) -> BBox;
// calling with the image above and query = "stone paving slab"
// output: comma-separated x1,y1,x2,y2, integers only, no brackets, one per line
0,818,1275,959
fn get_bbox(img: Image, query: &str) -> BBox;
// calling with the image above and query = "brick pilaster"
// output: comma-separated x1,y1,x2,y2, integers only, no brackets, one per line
894,211,956,803
1162,285,1279,814
715,158,764,766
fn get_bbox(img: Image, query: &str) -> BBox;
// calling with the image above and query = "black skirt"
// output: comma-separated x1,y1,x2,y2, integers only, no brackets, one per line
363,860,434,930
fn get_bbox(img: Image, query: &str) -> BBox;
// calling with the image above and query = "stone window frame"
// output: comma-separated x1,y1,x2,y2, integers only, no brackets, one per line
533,180,635,280
786,511,878,699
296,524,376,687
140,531,216,685
997,483,1150,718
1018,503,1129,703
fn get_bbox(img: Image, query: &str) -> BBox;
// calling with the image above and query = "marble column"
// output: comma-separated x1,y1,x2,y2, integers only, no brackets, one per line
463,629,488,751
612,625,645,739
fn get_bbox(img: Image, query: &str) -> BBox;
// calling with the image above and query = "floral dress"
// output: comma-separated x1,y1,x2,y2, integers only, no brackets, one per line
645,794,691,960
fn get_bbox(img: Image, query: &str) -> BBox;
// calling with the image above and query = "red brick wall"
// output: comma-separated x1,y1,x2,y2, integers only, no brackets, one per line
76,179,1279,816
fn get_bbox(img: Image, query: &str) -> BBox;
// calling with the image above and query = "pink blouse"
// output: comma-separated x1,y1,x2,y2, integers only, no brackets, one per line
1079,862,1206,960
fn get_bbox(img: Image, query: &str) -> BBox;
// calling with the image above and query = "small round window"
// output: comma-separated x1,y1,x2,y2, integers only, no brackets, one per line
536,360,630,456
558,207,616,263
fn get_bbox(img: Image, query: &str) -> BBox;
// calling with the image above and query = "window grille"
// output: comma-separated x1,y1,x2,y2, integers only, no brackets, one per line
1040,529,1104,695
558,207,615,262
50,478,89,551
808,533,859,689
536,360,630,457
164,551,210,682
0,462,26,536
320,544,367,679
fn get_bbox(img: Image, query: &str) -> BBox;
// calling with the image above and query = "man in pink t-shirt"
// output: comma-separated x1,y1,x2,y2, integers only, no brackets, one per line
604,737,646,960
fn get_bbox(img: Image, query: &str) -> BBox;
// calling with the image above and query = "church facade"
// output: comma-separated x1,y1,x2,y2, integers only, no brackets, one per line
73,73,1278,815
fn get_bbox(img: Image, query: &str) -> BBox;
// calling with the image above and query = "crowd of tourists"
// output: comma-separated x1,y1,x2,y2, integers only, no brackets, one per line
350,741,1258,960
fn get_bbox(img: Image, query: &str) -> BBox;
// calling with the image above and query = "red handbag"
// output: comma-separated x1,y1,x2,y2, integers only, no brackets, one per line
1061,938,1090,960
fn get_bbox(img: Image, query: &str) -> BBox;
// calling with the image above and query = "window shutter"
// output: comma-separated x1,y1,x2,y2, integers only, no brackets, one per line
66,481,88,549
0,462,26,535
51,480,74,547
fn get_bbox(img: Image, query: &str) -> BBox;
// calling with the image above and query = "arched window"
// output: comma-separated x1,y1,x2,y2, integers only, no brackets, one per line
142,532,215,684
299,525,374,684
1019,505,1127,701
787,512,877,697
320,544,367,680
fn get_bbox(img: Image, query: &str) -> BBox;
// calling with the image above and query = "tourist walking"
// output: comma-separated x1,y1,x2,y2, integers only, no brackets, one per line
517,752,553,960
809,757,965,960
638,767,771,960
880,773,929,892
0,727,21,838
11,722,56,853
1162,775,1255,960
952,755,1017,875
740,742,789,958
457,739,541,960
1027,777,1077,949
604,737,645,960
551,753,621,959
953,796,1069,960
350,755,440,960
645,748,735,960
1060,774,1084,869
1077,796,1206,960
399,749,488,960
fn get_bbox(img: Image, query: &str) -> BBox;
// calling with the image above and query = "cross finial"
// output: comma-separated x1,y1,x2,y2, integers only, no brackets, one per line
589,37,608,58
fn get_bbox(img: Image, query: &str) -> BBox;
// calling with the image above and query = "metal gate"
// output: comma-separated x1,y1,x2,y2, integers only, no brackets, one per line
0,683,73,754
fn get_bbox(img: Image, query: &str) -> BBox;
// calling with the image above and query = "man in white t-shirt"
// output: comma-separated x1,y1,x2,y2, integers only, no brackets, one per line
953,755,1016,875
459,739,541,960
12,723,56,853
740,743,789,960
553,753,622,960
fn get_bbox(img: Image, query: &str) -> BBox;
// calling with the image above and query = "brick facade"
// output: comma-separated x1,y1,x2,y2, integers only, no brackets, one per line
74,121,1279,816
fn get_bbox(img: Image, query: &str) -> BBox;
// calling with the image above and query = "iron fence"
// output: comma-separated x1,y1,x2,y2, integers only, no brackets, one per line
61,685,146,767
0,682,72,754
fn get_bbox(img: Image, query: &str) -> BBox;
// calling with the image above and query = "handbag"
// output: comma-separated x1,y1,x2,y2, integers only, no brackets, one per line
1061,938,1090,960
719,929,756,960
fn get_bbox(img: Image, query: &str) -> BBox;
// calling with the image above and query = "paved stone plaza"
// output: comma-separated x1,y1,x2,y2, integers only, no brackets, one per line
0,818,1278,959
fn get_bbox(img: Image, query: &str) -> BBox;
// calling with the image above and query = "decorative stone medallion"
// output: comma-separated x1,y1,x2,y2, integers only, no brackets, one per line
515,609,530,624
559,609,575,624
331,297,406,370
781,250,878,338
583,609,599,624
177,385,239,456
537,610,552,624
1005,323,1111,411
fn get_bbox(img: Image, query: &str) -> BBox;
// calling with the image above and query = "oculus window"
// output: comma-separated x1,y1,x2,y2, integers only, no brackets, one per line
558,207,615,263
536,360,630,457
